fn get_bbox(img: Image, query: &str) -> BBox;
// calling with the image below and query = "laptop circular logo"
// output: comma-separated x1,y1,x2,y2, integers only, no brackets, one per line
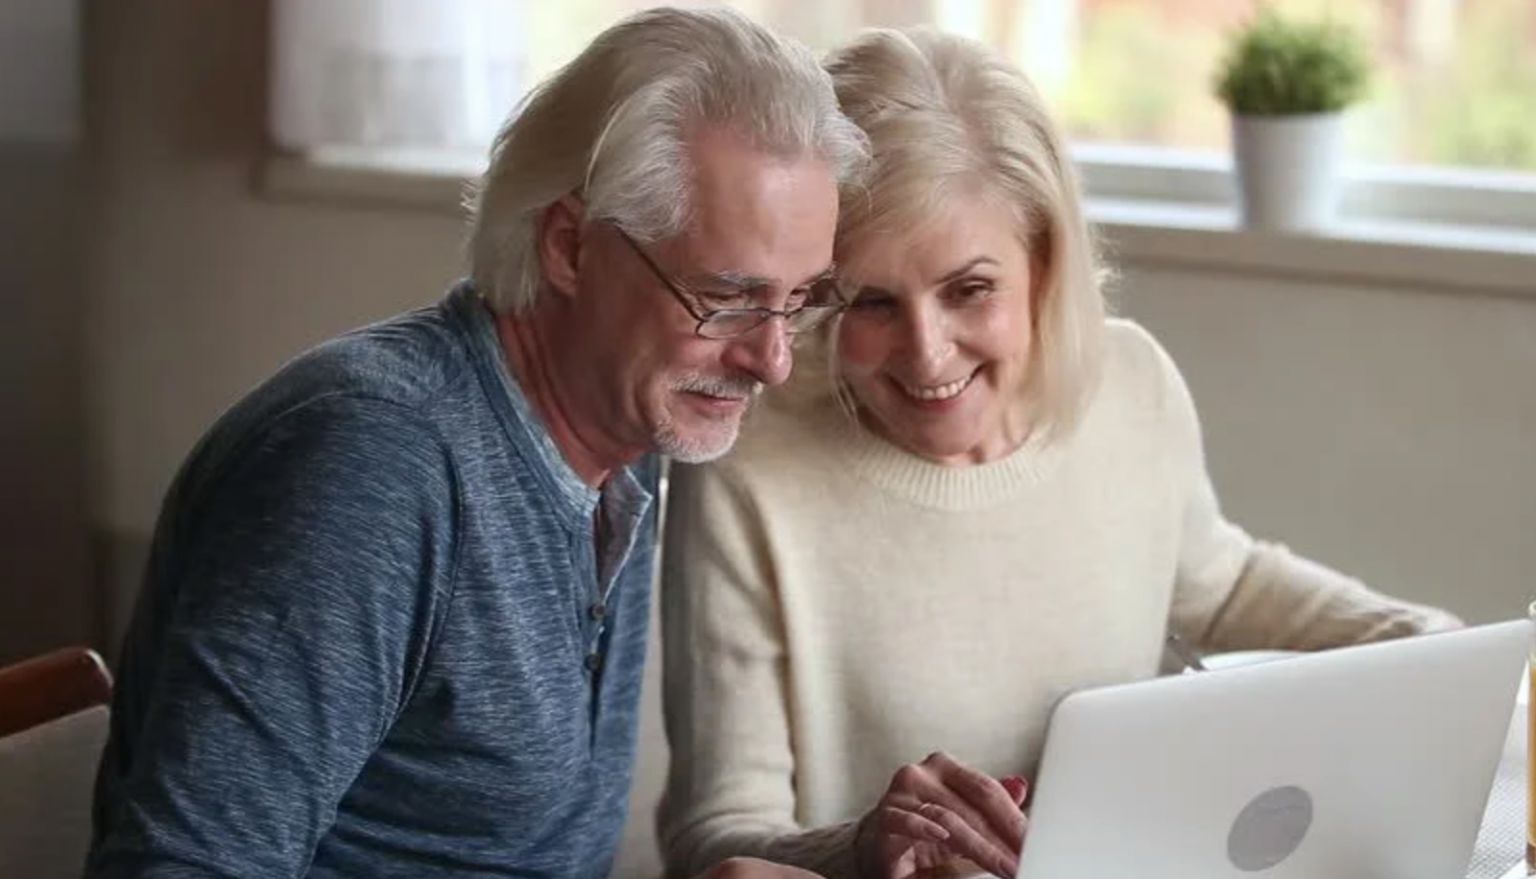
1227,785,1314,872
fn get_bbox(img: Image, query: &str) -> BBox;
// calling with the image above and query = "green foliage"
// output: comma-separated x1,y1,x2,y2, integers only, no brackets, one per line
1214,6,1371,116
1060,2,1185,141
1414,0,1536,169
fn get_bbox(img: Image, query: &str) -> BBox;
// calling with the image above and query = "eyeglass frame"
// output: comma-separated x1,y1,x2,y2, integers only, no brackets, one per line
611,225,848,340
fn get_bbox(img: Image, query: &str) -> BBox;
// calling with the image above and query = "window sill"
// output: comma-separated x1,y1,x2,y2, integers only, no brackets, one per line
1089,199,1536,299
259,153,1536,300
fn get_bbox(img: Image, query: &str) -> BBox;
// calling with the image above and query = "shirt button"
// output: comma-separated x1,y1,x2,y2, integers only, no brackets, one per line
588,602,607,621
585,652,604,673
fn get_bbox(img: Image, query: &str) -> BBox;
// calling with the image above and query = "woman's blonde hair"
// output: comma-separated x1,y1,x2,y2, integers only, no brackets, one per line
821,27,1109,441
467,6,869,314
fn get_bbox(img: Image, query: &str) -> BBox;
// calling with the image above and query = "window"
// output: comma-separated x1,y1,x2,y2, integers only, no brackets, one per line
1046,0,1536,175
509,0,1536,178
269,0,1536,231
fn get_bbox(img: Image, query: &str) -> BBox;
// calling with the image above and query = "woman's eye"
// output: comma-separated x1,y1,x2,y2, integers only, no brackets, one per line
950,280,995,302
850,293,896,311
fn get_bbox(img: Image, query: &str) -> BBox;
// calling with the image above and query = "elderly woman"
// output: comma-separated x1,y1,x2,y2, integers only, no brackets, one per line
656,26,1461,879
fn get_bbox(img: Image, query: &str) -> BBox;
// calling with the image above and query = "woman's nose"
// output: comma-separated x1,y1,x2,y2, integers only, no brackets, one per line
904,304,955,376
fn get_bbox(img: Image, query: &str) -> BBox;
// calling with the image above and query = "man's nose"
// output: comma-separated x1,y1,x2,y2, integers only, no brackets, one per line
723,316,792,387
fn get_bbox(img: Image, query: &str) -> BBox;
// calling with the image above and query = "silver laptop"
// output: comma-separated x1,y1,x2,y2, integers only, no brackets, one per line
1017,619,1532,879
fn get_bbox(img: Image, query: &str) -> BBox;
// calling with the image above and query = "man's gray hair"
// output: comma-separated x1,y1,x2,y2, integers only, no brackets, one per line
467,7,870,313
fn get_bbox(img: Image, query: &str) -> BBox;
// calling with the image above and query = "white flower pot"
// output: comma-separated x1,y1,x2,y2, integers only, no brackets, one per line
1231,112,1346,232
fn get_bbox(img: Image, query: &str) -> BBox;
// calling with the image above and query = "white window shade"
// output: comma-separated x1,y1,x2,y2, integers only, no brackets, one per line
269,0,524,154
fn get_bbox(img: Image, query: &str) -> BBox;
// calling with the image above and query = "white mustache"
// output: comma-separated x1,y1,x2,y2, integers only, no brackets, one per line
674,375,763,400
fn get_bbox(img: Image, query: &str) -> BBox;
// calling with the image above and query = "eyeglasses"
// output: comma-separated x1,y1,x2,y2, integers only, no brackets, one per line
613,227,847,340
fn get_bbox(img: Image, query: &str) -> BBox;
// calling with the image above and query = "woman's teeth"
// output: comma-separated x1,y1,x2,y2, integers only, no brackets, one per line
899,373,973,401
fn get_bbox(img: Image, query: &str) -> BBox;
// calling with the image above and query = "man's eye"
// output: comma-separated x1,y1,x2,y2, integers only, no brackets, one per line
698,290,747,308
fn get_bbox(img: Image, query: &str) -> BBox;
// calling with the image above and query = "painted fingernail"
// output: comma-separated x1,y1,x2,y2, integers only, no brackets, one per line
1000,775,1028,804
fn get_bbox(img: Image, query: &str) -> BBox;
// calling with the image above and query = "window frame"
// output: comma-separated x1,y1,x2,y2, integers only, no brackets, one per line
1076,143,1536,233
285,140,1536,234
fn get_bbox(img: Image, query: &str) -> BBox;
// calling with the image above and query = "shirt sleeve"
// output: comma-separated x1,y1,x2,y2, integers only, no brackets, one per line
87,396,461,879
1154,340,1462,652
657,460,862,879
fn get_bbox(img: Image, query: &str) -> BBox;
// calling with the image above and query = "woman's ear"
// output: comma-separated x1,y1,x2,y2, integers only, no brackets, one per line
536,193,586,300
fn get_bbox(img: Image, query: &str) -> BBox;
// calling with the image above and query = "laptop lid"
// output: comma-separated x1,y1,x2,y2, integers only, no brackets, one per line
1017,619,1532,879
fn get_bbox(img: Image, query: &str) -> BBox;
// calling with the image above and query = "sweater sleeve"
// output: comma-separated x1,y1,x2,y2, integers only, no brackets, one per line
657,460,863,879
87,397,460,879
1154,340,1462,652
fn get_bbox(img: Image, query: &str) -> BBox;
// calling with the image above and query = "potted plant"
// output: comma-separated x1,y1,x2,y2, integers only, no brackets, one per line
1214,6,1371,231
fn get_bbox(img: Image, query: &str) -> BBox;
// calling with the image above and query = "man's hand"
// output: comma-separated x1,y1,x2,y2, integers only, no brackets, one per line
855,752,1028,879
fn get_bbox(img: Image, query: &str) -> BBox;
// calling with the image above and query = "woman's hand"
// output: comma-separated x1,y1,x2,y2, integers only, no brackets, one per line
854,752,1028,879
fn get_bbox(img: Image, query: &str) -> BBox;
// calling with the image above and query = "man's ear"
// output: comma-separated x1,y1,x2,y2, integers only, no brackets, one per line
536,193,586,300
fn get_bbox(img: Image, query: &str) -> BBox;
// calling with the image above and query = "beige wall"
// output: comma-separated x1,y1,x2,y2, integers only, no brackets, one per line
84,0,465,634
0,0,90,666
1118,265,1536,625
0,145,92,666
88,0,465,537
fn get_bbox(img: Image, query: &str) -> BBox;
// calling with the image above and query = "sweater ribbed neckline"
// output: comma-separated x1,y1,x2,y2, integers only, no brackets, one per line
815,399,1064,511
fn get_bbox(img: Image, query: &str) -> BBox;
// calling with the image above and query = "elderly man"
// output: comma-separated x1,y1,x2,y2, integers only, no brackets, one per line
86,8,867,879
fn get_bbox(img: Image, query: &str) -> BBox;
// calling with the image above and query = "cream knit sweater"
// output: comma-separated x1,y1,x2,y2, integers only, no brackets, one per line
657,319,1459,879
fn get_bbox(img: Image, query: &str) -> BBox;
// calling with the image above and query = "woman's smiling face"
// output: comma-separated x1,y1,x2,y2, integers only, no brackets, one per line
837,197,1037,465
